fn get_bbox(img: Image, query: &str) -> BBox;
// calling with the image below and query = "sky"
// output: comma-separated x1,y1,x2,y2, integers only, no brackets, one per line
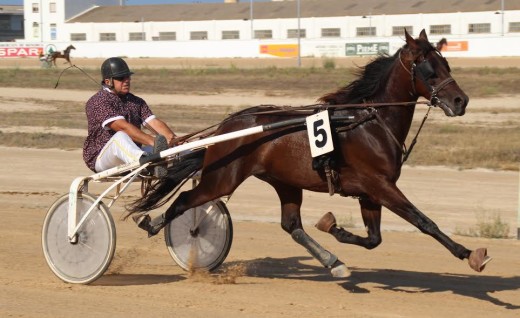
0,0,270,5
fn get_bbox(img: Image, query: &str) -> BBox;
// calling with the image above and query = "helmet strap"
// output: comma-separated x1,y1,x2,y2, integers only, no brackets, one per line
103,78,114,89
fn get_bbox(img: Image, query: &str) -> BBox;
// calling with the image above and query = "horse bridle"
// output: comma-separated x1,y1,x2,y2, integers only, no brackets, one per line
398,50,455,107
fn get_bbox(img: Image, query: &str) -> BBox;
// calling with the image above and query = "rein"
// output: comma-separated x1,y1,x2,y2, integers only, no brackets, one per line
54,64,99,89
55,64,432,163
180,100,432,164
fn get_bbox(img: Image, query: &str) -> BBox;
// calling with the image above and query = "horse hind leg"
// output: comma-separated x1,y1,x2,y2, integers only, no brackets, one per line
269,180,350,277
143,166,246,236
316,197,383,250
291,229,350,277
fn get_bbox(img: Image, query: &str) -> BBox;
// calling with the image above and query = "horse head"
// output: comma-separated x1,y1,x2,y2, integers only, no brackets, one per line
401,29,468,116
68,45,76,51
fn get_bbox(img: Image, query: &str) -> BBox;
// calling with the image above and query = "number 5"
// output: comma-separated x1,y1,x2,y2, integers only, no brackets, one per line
313,119,327,148
306,110,334,157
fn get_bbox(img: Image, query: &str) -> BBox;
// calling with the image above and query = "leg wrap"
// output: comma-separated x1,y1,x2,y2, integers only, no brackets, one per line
291,229,338,268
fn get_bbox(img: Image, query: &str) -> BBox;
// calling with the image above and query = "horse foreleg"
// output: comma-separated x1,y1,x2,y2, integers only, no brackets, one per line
316,197,383,249
375,182,491,272
270,181,350,277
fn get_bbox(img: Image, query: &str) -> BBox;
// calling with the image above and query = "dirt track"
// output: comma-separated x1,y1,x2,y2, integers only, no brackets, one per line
0,146,519,317
0,57,519,317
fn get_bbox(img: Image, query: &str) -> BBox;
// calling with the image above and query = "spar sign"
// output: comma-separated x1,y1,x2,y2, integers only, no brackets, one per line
0,46,43,58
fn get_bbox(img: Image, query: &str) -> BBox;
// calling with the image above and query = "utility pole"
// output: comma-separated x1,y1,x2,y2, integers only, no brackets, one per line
297,0,301,67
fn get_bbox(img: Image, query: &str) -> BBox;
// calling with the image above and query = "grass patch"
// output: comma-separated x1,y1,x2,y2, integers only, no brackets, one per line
454,212,510,238
405,122,520,170
2,66,520,98
322,58,336,70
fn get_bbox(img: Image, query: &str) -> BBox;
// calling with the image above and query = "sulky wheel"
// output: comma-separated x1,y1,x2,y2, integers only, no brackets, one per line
164,200,232,272
42,193,116,284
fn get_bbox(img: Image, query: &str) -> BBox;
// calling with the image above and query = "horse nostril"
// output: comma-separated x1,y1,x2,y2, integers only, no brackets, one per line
455,96,467,108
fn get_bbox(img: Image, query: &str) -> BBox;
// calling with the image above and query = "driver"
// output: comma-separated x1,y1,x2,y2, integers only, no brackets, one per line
82,57,177,178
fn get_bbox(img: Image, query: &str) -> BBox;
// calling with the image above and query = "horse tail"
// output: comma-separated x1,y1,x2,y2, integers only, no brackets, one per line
127,148,206,214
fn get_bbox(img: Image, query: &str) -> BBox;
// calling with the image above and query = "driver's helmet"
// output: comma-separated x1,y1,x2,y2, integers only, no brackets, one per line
101,57,134,80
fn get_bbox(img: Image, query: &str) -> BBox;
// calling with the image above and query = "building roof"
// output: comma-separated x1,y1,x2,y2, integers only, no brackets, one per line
68,0,519,23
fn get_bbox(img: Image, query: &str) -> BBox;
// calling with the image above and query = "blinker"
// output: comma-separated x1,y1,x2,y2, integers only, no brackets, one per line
415,60,435,80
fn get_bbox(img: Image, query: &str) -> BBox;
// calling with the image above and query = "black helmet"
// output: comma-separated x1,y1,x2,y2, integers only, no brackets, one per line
101,57,134,79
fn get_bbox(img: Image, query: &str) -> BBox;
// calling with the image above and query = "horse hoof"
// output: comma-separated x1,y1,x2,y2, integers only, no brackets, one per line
315,212,337,233
468,248,492,272
331,262,351,278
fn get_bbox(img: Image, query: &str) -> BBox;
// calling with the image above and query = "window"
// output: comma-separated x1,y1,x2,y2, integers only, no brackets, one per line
50,23,56,40
129,32,145,41
190,31,208,40
287,29,306,38
158,32,176,40
321,28,340,37
32,22,39,38
32,3,39,13
468,23,490,34
510,22,520,33
356,27,376,37
99,33,116,41
430,24,451,35
49,2,56,13
392,26,413,36
70,33,86,41
0,16,9,30
222,30,240,40
254,30,272,39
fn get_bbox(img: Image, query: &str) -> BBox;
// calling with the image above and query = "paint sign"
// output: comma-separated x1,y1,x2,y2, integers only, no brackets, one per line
345,42,389,56
0,47,43,58
438,41,469,52
260,44,298,57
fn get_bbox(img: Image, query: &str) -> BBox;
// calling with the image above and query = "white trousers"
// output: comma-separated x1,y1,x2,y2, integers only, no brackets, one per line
95,131,145,172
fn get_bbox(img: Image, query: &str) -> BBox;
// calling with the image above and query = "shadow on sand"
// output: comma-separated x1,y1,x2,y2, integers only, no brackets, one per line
239,256,520,310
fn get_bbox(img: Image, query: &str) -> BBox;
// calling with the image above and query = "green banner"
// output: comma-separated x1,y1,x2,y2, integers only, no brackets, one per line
345,42,389,56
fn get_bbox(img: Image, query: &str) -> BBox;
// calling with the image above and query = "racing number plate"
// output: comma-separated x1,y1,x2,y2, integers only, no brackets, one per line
306,110,334,157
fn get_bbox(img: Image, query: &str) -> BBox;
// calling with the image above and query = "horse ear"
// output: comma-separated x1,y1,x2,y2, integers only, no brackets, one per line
404,28,415,47
419,29,428,41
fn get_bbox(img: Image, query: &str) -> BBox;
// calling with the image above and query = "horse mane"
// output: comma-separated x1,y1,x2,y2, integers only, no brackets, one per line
318,52,399,105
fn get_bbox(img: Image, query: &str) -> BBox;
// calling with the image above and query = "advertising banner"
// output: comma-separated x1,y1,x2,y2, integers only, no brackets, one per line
260,44,298,57
345,42,389,56
0,45,43,58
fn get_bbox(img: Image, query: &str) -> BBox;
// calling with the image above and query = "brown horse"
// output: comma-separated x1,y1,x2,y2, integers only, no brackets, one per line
130,30,490,276
50,45,75,67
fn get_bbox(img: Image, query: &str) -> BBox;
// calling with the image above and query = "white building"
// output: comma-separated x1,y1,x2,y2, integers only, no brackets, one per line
18,0,520,58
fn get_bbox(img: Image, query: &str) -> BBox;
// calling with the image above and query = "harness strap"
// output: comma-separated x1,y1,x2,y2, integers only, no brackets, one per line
373,111,407,158
402,106,431,163
430,77,454,104
324,164,335,196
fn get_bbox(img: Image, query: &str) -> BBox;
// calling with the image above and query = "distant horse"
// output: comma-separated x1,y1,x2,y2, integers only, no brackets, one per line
130,30,490,276
50,45,75,67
